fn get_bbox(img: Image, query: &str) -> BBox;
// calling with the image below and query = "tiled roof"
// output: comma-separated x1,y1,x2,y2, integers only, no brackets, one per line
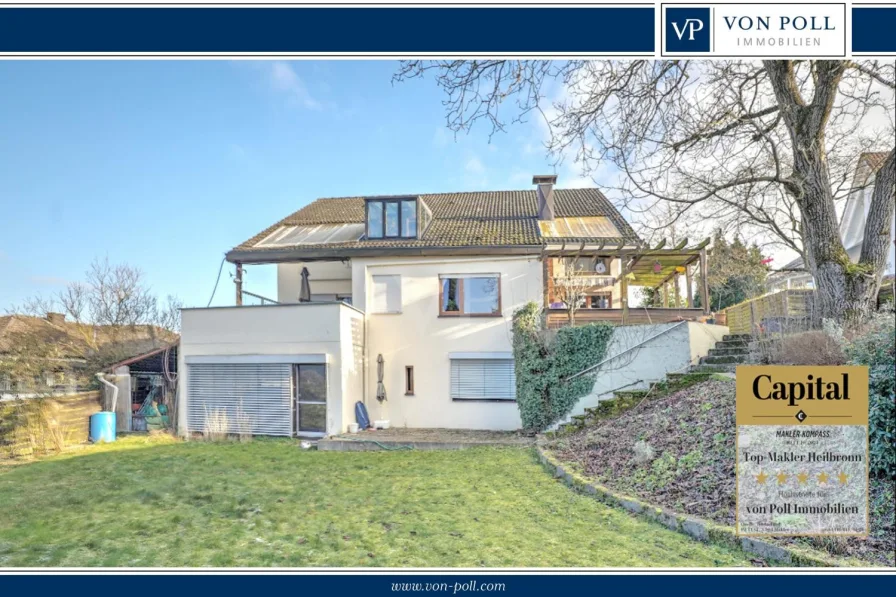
232,188,641,256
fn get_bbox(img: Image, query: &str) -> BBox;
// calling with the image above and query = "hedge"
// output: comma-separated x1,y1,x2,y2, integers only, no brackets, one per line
512,302,613,432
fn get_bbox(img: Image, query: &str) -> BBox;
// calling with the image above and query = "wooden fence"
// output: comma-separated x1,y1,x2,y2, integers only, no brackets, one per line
0,391,102,459
723,289,816,336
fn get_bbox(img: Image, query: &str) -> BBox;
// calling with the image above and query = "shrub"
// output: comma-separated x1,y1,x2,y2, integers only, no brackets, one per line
512,302,613,431
761,330,847,365
845,312,896,479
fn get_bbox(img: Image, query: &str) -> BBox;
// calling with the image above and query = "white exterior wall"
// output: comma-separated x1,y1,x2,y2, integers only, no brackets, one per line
178,303,363,436
839,171,896,278
278,261,353,303
351,255,543,430
551,322,729,429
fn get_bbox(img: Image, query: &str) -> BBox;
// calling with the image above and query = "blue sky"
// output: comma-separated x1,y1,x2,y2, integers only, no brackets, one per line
0,60,593,310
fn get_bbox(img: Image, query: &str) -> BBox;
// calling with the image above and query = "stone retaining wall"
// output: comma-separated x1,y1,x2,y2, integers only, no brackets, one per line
536,445,844,567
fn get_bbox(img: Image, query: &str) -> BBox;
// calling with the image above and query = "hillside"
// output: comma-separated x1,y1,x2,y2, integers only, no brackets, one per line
546,379,895,566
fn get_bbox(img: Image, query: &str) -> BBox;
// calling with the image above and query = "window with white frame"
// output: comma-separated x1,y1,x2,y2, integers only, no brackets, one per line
371,275,401,313
449,355,516,401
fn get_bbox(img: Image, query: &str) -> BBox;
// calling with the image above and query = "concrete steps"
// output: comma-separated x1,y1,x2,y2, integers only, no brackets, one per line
693,333,751,374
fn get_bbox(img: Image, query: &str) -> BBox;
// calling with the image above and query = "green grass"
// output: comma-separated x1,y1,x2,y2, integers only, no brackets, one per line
0,435,755,567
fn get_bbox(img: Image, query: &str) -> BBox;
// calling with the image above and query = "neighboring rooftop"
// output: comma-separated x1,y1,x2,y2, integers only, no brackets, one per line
860,151,890,174
228,183,642,263
0,313,177,361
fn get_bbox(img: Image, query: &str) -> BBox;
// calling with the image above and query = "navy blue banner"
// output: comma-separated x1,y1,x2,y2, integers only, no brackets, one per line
0,6,655,54
0,574,893,594
852,6,896,53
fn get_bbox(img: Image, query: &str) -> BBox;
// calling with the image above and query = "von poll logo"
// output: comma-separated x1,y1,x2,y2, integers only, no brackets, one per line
665,7,711,52
663,4,846,57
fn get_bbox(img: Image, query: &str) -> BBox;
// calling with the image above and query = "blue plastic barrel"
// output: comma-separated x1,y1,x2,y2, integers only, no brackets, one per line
89,412,116,443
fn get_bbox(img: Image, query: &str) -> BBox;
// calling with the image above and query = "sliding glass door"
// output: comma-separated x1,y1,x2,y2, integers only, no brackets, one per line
295,364,327,436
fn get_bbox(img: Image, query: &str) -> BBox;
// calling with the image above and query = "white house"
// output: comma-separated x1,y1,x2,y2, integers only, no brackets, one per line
178,175,715,438
769,152,895,292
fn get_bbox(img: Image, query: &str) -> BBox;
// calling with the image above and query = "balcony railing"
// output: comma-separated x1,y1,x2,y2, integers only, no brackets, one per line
240,290,280,306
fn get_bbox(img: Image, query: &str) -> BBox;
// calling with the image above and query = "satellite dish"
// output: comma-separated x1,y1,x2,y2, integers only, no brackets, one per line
594,260,608,274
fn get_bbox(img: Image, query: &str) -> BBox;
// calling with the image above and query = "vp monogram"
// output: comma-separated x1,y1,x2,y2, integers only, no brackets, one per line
671,18,705,41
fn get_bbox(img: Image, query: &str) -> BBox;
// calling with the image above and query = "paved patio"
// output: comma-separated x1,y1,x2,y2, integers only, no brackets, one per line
317,428,534,451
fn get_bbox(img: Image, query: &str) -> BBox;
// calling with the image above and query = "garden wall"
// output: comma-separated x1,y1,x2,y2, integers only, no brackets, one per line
550,322,727,429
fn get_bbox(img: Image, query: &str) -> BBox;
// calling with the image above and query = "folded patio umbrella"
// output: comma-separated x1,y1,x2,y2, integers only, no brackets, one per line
376,353,387,403
299,267,312,302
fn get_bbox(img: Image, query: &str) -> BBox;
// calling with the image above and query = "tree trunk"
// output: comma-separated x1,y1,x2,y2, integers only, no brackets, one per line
765,61,891,327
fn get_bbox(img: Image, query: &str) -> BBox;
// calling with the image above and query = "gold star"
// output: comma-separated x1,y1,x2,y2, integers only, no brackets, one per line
838,472,848,485
818,471,829,484
756,471,769,485
796,472,809,485
776,472,788,485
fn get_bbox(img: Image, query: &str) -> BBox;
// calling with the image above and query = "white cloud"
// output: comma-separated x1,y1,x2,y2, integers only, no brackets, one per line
29,275,67,286
465,156,485,175
267,61,322,111
433,126,455,148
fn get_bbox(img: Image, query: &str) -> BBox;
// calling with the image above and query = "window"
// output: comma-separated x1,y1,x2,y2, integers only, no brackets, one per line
439,274,501,316
371,275,401,313
367,202,384,239
588,293,612,309
401,199,417,237
450,358,516,401
366,199,417,239
405,366,414,395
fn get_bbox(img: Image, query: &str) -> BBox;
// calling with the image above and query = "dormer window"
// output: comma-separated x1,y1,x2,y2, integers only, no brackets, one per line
366,198,418,239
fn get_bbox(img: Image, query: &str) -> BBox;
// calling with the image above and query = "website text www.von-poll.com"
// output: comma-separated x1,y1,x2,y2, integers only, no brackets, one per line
392,581,506,593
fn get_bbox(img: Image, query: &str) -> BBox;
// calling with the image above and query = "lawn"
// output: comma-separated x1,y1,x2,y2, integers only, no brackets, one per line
0,435,755,567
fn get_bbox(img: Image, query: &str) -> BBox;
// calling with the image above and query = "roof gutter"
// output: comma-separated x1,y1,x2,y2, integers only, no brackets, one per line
225,244,546,265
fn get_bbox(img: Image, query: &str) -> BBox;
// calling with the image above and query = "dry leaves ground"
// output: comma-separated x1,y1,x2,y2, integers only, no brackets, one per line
548,379,895,567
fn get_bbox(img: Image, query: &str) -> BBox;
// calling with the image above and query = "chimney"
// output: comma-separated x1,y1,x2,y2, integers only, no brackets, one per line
46,312,65,325
533,174,557,221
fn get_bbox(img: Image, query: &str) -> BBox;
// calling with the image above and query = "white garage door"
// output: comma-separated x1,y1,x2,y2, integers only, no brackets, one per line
187,363,293,436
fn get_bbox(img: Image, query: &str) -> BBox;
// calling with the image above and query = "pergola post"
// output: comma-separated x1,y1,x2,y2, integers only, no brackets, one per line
673,273,681,308
699,249,710,315
620,261,629,325
685,265,694,308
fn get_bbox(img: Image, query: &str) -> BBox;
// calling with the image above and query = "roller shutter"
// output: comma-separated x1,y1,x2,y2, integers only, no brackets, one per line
187,363,292,436
450,359,516,401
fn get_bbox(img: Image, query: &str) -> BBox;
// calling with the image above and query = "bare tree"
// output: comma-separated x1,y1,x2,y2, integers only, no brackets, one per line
155,294,184,333
57,282,89,323
395,60,896,325
552,258,595,326
6,294,56,318
6,258,183,332
85,257,157,326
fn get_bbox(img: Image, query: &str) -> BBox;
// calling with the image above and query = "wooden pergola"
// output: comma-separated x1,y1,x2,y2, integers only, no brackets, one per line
543,238,711,327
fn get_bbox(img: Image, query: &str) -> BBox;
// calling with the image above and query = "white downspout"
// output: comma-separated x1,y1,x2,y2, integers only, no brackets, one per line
96,373,121,413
